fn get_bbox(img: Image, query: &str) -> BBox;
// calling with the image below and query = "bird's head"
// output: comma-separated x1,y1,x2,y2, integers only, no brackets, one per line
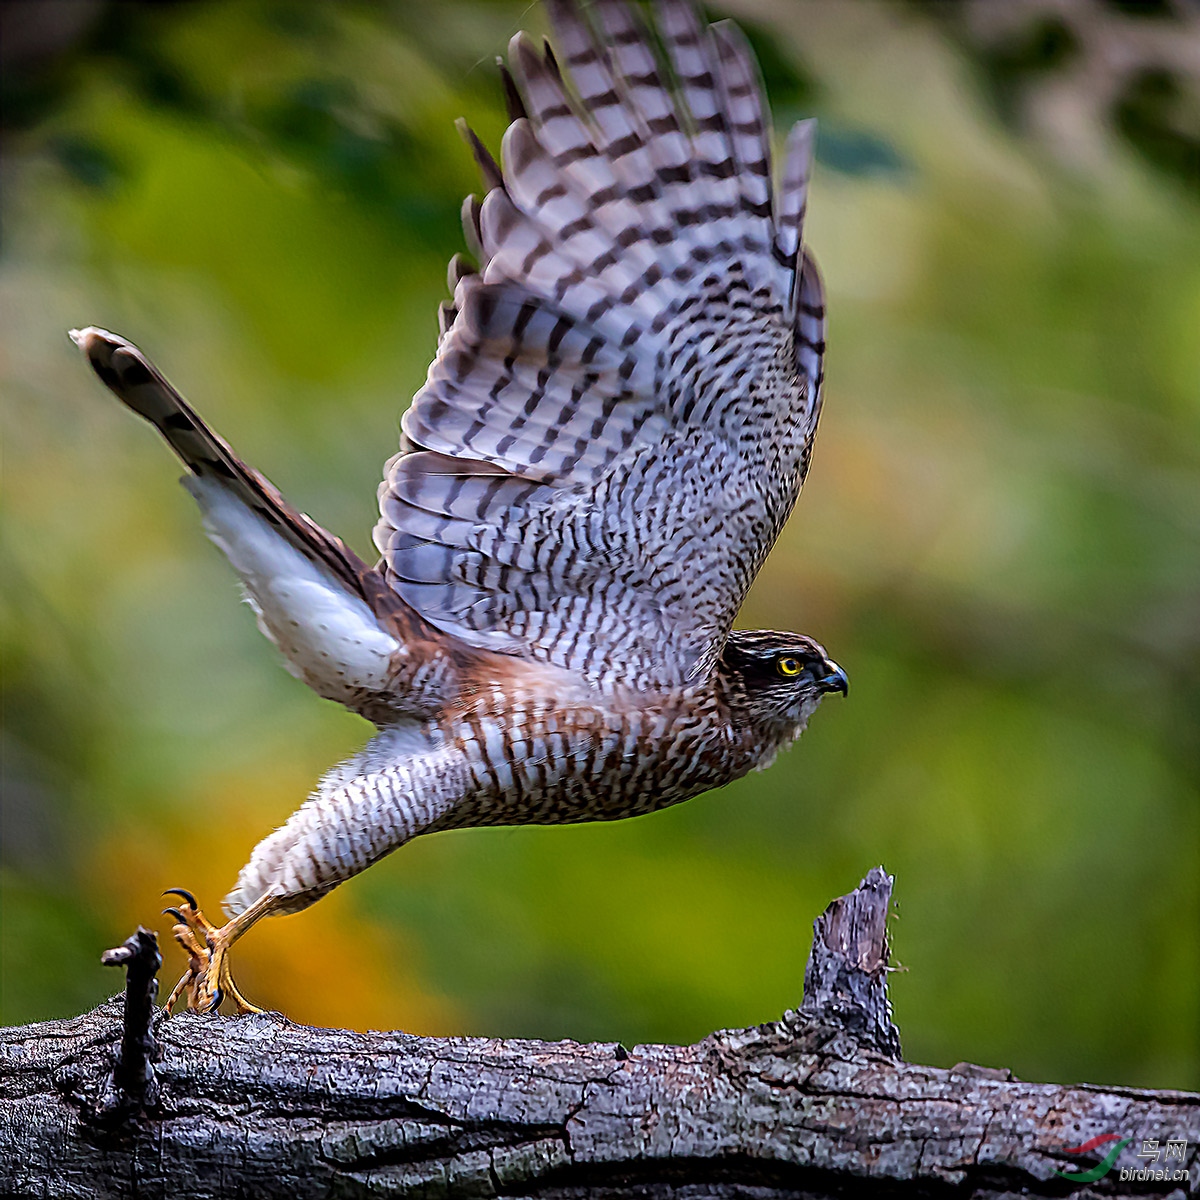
718,629,848,750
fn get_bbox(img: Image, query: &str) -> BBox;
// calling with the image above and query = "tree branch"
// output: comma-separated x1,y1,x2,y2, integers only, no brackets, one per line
1,868,1196,1198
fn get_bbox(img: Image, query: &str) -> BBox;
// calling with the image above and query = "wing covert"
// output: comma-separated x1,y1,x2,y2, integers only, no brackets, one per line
374,0,827,687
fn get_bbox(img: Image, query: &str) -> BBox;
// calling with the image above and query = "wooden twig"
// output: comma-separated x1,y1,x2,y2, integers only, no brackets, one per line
95,925,161,1119
1,870,1196,1199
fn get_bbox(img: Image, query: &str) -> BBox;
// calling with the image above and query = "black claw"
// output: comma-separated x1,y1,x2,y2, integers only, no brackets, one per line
163,887,198,909
162,907,186,923
207,987,223,1014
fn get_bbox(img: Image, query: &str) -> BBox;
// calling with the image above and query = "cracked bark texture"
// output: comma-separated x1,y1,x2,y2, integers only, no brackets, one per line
2,870,1197,1199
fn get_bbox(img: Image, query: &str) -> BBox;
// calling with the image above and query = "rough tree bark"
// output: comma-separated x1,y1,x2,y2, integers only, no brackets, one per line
1,868,1196,1199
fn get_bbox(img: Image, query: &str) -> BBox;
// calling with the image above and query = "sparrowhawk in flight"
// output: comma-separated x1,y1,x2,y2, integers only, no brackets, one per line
71,0,846,1015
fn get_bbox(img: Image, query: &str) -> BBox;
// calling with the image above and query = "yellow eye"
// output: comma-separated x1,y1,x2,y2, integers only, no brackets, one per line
776,656,803,678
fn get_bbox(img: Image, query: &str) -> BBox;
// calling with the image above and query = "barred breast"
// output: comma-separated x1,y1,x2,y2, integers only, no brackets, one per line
433,675,753,831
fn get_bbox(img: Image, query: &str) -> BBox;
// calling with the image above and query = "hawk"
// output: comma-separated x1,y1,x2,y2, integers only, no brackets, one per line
72,0,845,1015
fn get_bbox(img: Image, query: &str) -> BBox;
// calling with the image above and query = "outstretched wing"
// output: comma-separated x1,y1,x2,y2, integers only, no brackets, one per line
375,0,826,688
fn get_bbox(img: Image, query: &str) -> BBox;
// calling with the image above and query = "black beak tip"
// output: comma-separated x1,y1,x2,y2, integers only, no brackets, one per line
820,662,849,697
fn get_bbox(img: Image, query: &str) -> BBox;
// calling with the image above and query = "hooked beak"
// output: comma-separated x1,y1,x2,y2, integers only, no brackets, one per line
816,660,849,696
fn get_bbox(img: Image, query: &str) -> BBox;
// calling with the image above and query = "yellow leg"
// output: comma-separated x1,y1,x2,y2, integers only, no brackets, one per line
161,887,280,1015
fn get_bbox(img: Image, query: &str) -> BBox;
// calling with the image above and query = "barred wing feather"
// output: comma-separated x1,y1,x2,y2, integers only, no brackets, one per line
374,0,826,688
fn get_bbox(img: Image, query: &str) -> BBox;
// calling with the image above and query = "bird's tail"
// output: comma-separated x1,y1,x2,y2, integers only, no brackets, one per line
71,327,372,598
71,327,404,707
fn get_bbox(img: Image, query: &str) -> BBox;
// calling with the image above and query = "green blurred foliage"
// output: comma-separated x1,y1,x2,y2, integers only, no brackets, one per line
1,0,1197,1091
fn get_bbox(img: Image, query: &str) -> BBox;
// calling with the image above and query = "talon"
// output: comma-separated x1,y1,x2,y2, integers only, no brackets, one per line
163,886,198,910
158,887,280,1016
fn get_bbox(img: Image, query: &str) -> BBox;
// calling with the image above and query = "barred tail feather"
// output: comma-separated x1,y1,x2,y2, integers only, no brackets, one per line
71,327,402,704
69,328,368,597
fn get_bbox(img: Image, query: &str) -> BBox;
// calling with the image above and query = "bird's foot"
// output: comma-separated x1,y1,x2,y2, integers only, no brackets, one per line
162,888,263,1015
